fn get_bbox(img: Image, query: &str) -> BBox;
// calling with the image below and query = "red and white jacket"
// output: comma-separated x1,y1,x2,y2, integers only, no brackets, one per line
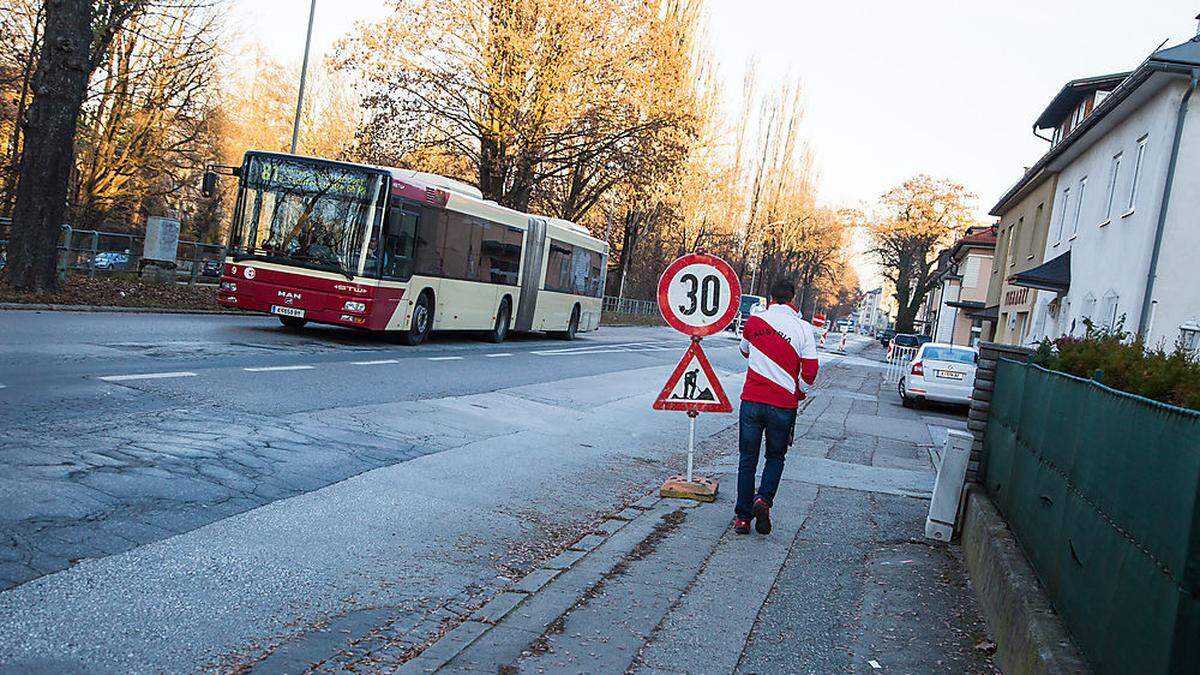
739,303,820,409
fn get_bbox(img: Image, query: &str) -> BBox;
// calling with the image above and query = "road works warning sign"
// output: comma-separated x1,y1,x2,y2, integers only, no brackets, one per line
653,341,732,413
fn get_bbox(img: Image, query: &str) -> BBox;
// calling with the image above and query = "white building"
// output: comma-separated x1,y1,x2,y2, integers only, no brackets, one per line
1000,34,1200,352
856,287,886,335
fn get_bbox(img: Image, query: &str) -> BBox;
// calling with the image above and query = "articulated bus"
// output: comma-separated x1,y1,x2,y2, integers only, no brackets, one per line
214,151,608,344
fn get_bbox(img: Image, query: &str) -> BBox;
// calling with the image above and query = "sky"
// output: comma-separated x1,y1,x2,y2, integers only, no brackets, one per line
234,0,1200,289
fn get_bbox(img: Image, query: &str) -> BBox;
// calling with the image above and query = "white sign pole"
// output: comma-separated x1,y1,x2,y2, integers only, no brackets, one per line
686,412,697,483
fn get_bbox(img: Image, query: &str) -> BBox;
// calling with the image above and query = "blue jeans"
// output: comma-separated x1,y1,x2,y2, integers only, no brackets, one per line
736,400,797,520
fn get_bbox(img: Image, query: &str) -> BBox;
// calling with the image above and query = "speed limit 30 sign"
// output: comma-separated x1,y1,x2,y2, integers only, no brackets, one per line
656,253,742,337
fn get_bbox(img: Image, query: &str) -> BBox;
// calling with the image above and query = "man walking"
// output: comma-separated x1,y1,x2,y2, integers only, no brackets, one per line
733,279,819,535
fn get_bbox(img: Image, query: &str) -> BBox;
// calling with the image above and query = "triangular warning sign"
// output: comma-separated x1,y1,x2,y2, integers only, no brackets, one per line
653,341,733,413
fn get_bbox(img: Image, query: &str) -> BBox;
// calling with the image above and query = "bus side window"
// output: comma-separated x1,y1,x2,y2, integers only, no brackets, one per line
381,206,418,280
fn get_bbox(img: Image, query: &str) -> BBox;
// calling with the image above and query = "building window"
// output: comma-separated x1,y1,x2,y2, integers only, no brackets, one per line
1082,293,1097,325
1056,187,1070,243
1103,152,1121,222
1181,325,1200,354
1128,136,1147,212
962,256,982,288
1029,203,1044,257
1101,291,1119,331
1071,176,1087,236
1009,219,1022,267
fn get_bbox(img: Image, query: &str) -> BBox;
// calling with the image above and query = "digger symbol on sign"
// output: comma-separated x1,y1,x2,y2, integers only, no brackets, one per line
676,368,715,402
653,342,731,413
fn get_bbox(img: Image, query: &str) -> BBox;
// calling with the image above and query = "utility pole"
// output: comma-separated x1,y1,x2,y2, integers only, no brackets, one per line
290,0,317,155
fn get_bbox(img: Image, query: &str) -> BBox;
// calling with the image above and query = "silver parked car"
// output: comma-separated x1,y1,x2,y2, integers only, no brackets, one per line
898,342,978,408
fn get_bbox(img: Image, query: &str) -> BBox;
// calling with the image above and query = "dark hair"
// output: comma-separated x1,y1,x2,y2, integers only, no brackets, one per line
769,279,795,304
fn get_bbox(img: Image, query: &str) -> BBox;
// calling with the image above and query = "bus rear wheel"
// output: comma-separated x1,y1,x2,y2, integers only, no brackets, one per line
487,299,511,343
403,292,433,346
556,306,580,341
279,316,307,330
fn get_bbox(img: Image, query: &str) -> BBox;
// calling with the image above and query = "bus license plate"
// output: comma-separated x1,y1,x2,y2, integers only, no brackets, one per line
271,305,305,319
937,370,963,380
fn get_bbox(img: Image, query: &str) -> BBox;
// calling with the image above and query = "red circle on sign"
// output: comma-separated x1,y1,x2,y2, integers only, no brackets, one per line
656,253,742,337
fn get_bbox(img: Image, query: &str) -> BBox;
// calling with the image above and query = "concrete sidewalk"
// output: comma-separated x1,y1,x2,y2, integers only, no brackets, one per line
405,345,998,674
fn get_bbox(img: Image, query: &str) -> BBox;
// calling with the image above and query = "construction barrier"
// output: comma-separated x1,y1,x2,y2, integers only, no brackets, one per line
884,345,918,383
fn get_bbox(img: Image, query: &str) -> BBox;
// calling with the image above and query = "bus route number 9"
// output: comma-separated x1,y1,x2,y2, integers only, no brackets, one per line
656,253,741,337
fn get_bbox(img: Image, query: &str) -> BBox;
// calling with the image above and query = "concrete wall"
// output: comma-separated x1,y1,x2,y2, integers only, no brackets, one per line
961,486,1089,675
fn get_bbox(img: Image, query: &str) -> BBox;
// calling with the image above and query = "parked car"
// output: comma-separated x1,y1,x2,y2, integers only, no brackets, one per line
201,260,223,277
878,328,896,346
93,252,131,270
898,342,978,408
727,293,766,332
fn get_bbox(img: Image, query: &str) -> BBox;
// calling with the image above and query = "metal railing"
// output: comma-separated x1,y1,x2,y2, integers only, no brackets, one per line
884,345,918,382
0,218,225,285
602,295,658,316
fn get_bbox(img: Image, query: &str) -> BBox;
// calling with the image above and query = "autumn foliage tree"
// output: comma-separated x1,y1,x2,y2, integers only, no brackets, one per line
336,0,699,214
868,175,976,333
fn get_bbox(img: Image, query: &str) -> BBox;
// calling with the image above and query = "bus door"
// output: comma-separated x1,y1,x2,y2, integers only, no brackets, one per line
515,217,546,332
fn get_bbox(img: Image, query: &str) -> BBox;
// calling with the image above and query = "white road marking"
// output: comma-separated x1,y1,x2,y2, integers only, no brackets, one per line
351,359,400,365
485,353,513,358
243,365,316,372
427,356,464,361
0,384,6,389
99,371,197,382
531,341,657,355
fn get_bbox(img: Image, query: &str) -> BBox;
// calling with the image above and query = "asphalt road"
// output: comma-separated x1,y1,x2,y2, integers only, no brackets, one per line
0,309,787,671
0,311,747,419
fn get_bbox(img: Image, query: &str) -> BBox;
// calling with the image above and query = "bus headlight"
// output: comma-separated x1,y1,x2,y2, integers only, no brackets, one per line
343,300,366,313
220,281,237,292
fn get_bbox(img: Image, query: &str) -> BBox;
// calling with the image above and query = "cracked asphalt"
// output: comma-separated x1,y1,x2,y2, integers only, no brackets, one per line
0,312,742,593
0,310,800,671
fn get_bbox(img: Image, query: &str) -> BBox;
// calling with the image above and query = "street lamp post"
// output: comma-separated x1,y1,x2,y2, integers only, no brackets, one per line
290,0,318,155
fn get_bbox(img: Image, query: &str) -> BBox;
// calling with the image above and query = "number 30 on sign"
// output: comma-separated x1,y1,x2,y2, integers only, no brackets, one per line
657,253,742,337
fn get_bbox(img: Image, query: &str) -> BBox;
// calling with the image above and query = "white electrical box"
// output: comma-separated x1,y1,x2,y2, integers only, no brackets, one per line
143,216,180,264
925,429,973,541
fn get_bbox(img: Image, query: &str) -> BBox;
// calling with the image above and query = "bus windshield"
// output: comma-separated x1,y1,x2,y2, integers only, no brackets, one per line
230,154,385,277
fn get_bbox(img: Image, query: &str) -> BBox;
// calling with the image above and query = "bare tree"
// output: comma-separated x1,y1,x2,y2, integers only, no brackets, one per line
5,0,147,292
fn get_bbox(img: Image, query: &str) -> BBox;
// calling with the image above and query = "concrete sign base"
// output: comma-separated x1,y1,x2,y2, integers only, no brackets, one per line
659,475,718,502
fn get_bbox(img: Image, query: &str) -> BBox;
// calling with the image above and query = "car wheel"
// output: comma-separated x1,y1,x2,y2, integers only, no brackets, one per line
487,299,511,343
279,316,307,330
899,378,915,408
403,292,434,346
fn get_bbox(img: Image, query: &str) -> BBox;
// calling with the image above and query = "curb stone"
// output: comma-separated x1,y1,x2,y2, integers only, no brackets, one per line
961,485,1088,674
398,496,679,674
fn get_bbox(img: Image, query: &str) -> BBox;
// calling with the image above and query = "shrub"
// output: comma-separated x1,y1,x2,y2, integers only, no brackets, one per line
1031,318,1200,411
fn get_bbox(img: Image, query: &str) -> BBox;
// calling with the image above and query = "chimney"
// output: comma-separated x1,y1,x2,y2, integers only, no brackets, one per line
1195,12,1200,37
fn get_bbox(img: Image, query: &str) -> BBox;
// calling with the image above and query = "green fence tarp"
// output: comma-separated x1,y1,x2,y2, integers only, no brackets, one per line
984,359,1200,674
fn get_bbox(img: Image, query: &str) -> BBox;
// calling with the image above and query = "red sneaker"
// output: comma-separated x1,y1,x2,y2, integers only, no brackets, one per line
752,498,772,534
732,517,751,534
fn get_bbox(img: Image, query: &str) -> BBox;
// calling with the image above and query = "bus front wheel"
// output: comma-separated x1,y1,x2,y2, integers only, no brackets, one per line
403,292,433,346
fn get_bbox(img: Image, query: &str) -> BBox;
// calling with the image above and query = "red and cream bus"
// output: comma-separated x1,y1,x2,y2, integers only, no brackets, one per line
214,151,607,345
